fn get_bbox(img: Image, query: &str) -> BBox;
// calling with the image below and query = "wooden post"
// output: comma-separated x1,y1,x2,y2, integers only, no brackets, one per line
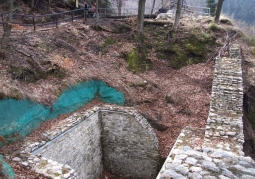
83,8,87,24
1,13,4,28
33,15,36,31
72,12,74,22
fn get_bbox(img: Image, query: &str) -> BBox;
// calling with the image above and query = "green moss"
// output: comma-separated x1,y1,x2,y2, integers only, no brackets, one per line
210,22,218,31
62,168,69,174
169,44,188,69
248,37,255,47
127,48,140,73
38,160,48,168
100,37,115,48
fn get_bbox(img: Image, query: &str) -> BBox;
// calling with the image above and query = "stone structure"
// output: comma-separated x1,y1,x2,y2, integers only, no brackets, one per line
14,106,159,179
100,111,159,178
157,45,255,179
32,113,102,179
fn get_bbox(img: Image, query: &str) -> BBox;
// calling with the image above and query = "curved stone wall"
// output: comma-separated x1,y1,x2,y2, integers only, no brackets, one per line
100,111,160,179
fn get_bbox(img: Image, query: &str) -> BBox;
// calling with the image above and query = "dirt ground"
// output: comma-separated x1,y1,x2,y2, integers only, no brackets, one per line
0,12,254,179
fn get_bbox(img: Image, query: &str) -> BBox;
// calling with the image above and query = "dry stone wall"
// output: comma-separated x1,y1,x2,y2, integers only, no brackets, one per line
157,45,255,179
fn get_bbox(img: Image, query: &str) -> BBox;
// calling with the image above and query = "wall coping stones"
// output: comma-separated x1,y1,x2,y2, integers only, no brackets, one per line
10,105,158,179
157,45,255,179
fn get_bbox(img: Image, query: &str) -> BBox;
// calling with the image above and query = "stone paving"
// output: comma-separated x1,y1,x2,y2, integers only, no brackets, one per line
156,45,255,179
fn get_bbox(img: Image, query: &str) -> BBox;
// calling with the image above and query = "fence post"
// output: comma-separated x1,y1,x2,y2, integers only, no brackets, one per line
72,12,74,22
33,15,36,31
83,8,86,24
1,13,4,28
56,14,58,28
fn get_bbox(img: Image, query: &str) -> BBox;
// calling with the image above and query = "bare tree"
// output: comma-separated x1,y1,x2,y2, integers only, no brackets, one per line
151,0,156,14
215,0,224,24
174,0,182,31
138,0,146,35
113,0,127,16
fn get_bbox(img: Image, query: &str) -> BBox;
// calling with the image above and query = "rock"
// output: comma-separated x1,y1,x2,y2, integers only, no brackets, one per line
190,166,202,172
174,165,189,175
202,160,219,172
226,132,236,136
175,154,188,161
218,175,231,179
241,175,255,179
161,169,186,179
12,157,21,162
222,168,238,179
185,157,197,165
21,161,29,167
188,172,203,179
203,176,217,179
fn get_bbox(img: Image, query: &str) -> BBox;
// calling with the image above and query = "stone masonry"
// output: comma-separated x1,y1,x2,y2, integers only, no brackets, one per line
11,105,159,179
156,45,255,179
100,111,160,179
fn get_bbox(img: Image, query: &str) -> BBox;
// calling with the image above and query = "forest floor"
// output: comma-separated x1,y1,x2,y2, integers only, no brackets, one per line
0,4,254,178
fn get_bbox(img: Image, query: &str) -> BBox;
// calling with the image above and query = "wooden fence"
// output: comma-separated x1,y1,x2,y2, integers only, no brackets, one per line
0,8,87,31
0,7,159,31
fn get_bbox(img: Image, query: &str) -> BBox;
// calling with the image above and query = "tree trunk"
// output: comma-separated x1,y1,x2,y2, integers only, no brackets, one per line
1,0,14,48
96,0,99,26
31,0,35,8
138,0,146,35
214,0,224,24
117,0,122,16
150,0,156,14
174,0,182,31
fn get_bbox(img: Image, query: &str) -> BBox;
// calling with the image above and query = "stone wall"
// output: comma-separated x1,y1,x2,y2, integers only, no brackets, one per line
156,45,255,179
16,106,159,179
32,113,103,179
101,111,160,179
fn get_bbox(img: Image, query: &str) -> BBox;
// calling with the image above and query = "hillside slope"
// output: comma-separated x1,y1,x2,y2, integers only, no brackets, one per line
0,9,254,178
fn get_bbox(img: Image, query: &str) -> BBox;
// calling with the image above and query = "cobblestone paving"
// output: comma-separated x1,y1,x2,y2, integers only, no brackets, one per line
157,45,255,179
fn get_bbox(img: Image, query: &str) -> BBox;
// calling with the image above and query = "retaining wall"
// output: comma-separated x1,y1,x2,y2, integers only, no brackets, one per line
32,113,102,179
16,106,159,179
